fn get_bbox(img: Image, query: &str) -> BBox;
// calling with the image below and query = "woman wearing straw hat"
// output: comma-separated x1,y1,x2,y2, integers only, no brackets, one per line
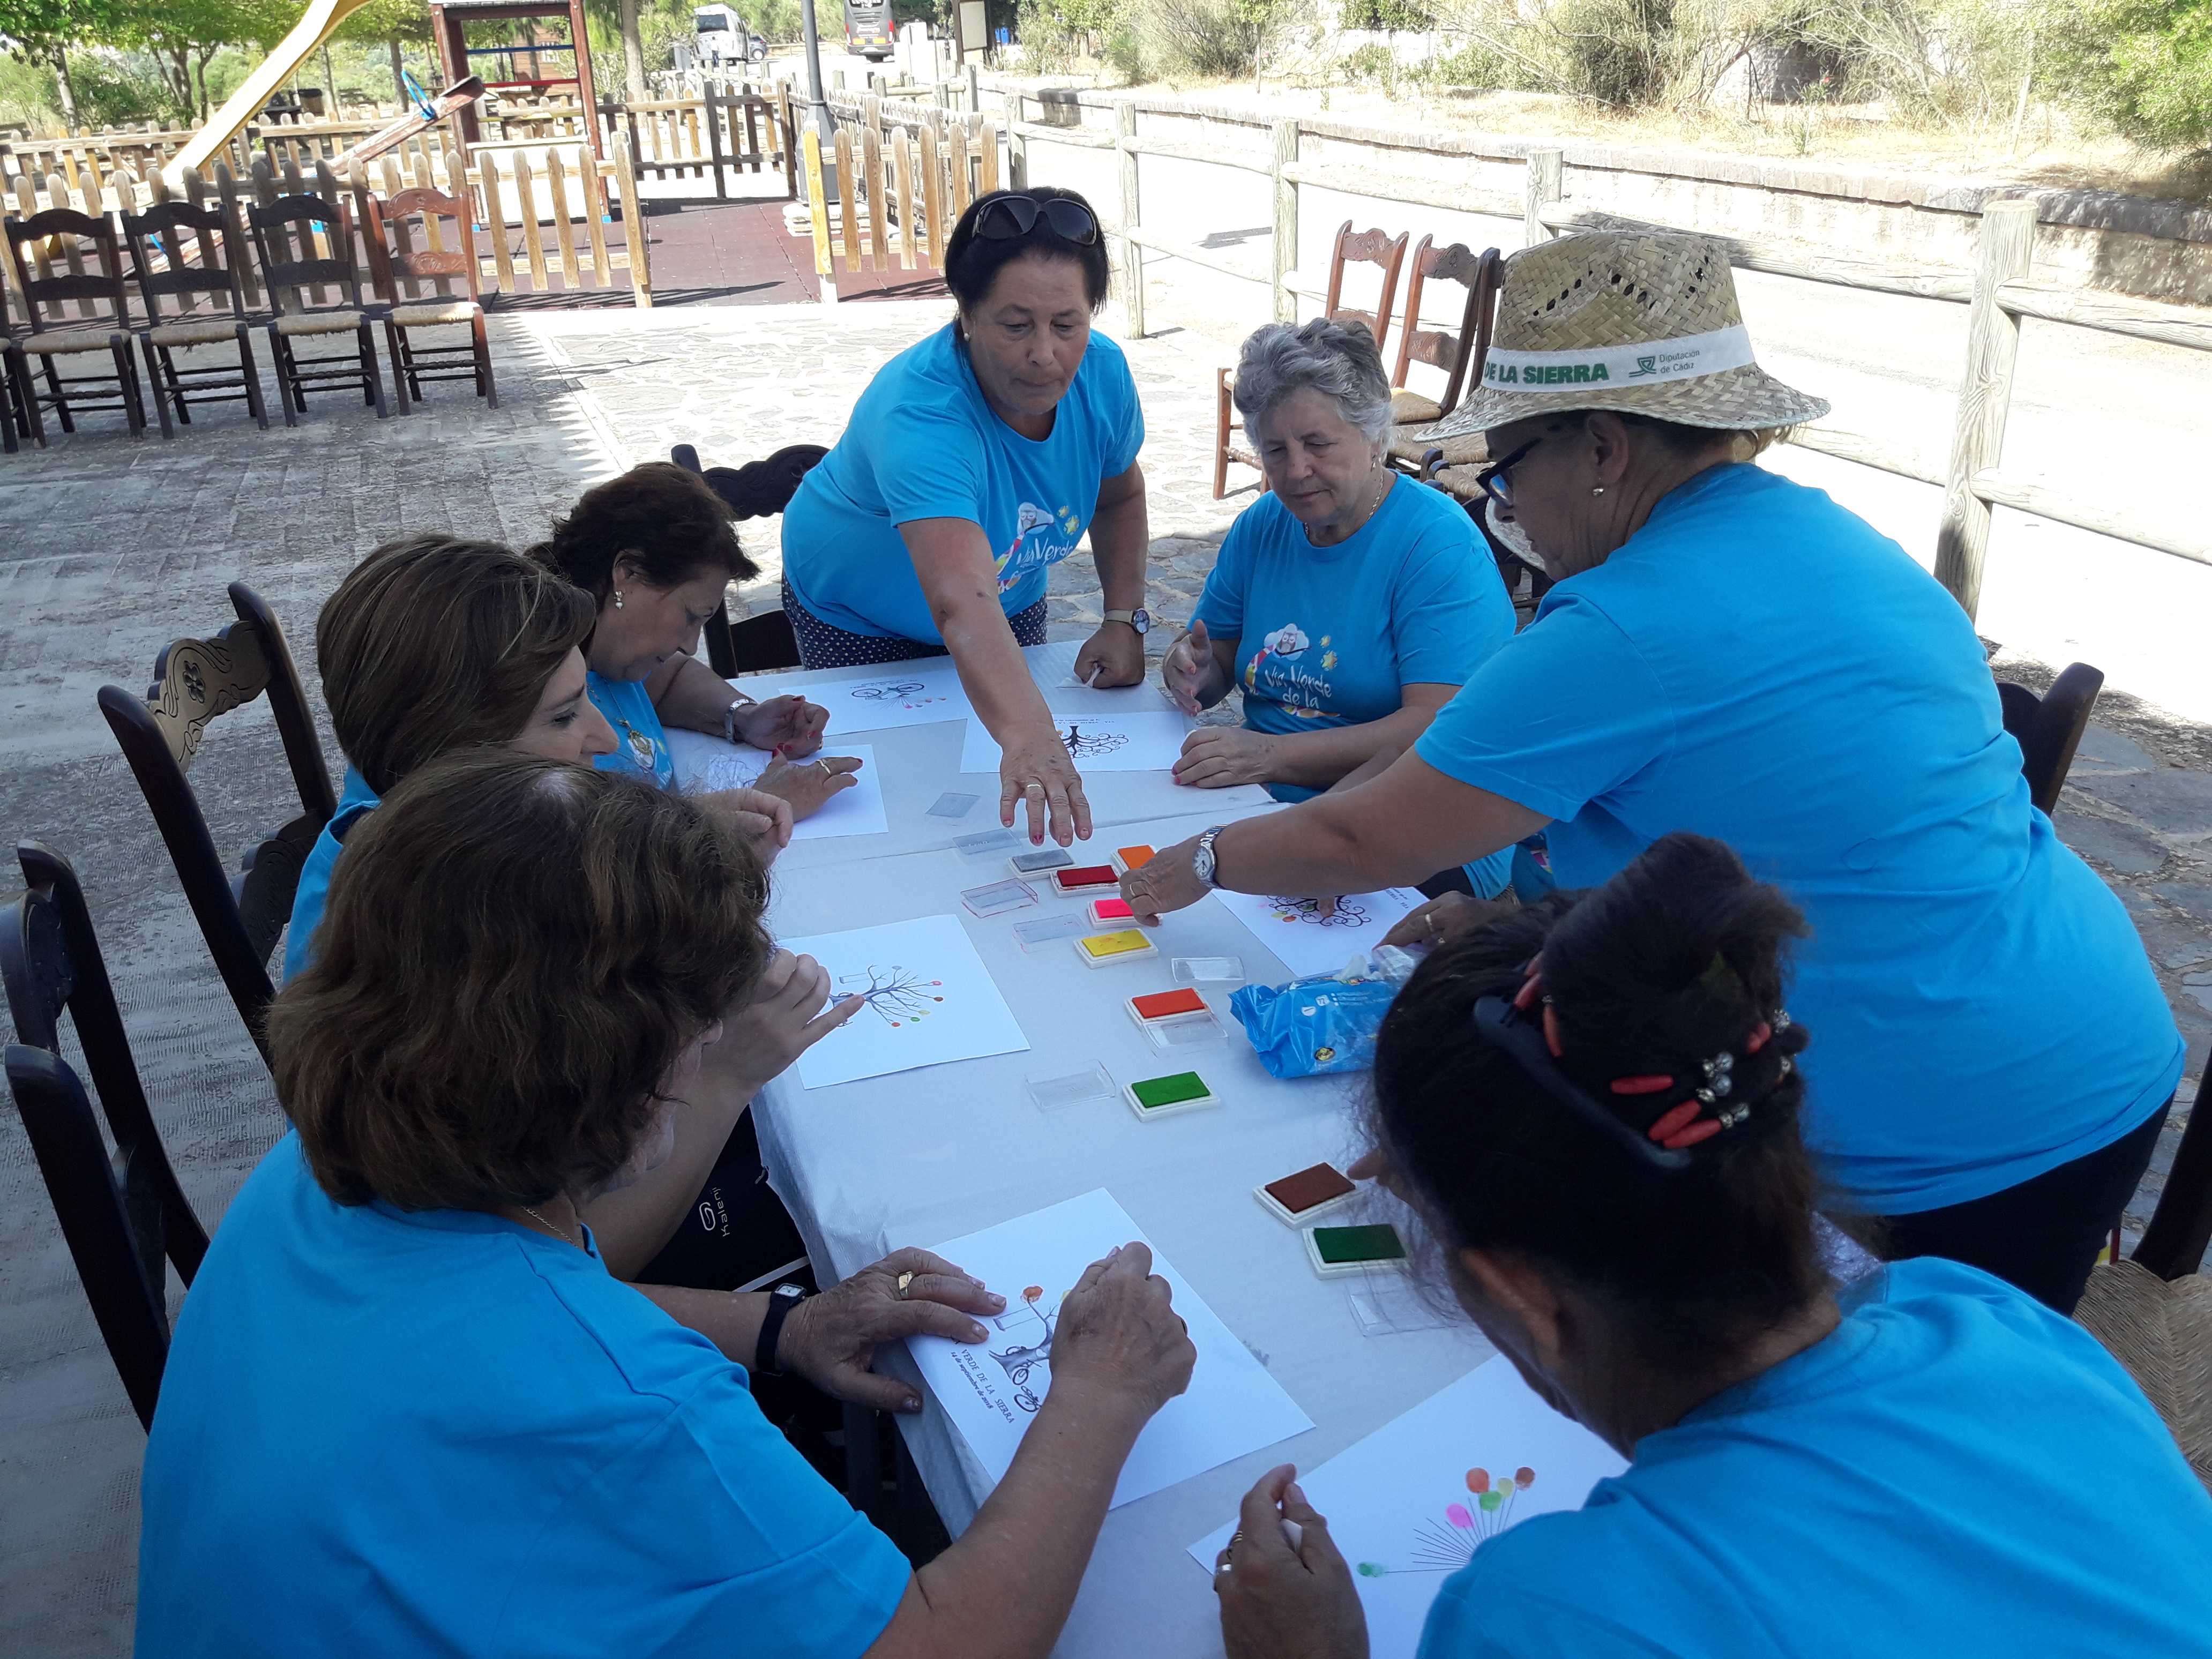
1122,230,2181,1314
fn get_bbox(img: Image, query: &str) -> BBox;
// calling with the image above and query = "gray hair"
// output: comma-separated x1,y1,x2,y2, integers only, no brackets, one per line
1232,318,1393,447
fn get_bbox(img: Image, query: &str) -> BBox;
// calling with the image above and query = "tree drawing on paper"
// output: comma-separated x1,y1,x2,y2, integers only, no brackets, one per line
1355,1466,1538,1579
987,1286,1059,1414
1059,723,1130,761
847,679,928,701
835,963,948,1029
1262,896,1372,930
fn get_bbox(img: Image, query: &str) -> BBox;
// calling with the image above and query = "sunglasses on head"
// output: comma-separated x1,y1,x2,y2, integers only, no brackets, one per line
974,195,1100,247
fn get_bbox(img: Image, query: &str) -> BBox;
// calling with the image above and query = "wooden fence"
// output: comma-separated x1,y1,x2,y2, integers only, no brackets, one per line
1001,89,2212,617
611,84,796,199
797,93,998,298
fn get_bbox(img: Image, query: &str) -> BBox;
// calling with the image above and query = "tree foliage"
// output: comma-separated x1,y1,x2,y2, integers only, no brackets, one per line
2047,0,2212,151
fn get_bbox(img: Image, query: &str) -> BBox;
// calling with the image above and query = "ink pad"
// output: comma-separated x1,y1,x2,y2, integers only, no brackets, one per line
1007,847,1074,877
1074,929,1159,968
1254,1163,1357,1227
1114,845,1155,873
1129,988,1208,1022
1088,896,1137,926
1126,987,1227,1050
1305,1223,1409,1279
1052,863,1120,894
1123,1070,1218,1120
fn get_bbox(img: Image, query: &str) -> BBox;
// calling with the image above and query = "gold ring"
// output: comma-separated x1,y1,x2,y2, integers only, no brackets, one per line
1229,1529,1245,1547
895,1271,914,1299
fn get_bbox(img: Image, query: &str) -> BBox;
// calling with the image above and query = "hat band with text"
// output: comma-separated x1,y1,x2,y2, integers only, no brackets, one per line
1482,324,1755,390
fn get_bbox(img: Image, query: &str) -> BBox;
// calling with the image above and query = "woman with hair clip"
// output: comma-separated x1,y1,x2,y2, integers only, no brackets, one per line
289,534,855,1294
781,185,1151,849
1213,833,2212,1659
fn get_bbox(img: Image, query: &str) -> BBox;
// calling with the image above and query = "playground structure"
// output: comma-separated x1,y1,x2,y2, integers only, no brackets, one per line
166,0,379,184
430,0,604,159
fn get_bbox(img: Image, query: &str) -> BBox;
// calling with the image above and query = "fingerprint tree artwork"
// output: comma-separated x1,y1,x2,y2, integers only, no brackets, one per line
1356,1466,1538,1580
835,963,948,1030
986,1286,1059,1414
1058,723,1130,761
1264,896,1373,930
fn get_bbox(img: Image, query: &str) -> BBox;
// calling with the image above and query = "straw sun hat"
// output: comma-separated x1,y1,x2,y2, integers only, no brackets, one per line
1429,230,1830,438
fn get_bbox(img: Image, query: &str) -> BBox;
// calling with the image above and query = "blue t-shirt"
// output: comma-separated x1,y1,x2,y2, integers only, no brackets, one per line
1415,463,2180,1212
280,765,379,983
1417,1258,2212,1659
136,1134,910,1658
781,324,1146,642
589,669,676,788
1193,476,1515,809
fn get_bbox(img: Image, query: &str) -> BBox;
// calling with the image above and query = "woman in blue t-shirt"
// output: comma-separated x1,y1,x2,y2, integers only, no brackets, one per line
139,751,1198,1659
531,461,861,827
781,187,1152,849
1213,832,2212,1659
1165,318,1515,809
1123,231,2180,1313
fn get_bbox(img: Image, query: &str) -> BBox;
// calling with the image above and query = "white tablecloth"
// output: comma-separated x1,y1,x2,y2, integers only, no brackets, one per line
673,644,1494,1658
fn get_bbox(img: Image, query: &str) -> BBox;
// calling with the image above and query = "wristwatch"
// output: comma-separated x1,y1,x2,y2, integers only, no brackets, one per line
752,1281,808,1376
1192,824,1228,890
1104,608,1151,636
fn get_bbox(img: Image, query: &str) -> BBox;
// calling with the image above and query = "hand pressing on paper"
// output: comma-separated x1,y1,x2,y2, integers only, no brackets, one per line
696,787,795,861
1380,890,1517,951
752,753,864,820
1174,725,1278,790
777,1248,1007,1414
1215,1464,1369,1659
704,949,862,1093
733,693,830,758
1046,1242,1197,1422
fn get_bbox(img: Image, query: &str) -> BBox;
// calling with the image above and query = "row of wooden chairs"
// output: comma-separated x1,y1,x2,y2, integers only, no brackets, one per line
2,185,496,450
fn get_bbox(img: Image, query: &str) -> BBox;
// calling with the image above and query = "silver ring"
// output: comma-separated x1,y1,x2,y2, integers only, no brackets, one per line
815,759,832,778
1024,782,1045,794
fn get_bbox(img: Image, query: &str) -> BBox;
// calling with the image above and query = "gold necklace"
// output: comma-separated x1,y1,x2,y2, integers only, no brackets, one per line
521,1205,582,1247
610,713,662,773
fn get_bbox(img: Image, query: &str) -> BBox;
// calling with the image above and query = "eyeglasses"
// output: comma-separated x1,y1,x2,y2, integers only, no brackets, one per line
1474,437,1544,509
974,195,1100,248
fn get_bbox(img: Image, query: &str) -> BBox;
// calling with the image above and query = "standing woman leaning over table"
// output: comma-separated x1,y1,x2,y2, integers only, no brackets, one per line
780,186,1153,847
139,751,1197,1659
1123,230,2183,1315
531,461,862,823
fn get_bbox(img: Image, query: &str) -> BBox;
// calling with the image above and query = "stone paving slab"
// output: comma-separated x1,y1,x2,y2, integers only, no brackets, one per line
0,301,2202,1654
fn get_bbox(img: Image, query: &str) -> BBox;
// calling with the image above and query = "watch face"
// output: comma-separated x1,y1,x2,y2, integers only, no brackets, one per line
1130,608,1151,635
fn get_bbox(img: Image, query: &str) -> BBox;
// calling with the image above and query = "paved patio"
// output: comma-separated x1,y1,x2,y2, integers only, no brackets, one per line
0,297,2203,1654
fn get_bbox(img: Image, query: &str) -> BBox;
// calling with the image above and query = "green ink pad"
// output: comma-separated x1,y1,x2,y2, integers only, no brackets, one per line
1306,1223,1409,1279
1123,1071,1217,1120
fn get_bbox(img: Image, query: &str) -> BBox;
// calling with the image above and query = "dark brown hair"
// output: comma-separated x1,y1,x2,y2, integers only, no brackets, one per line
945,186,1110,315
316,535,597,796
269,749,772,1211
528,462,759,601
1369,832,1825,1378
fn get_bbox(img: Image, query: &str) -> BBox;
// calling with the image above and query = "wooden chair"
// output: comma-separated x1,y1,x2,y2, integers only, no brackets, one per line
2,842,210,1430
1213,222,1415,498
246,193,390,425
671,442,818,676
2073,1095,2212,1486
1,205,148,444
364,185,496,414
95,582,337,1062
1997,661,2104,814
119,199,270,438
1385,241,1502,472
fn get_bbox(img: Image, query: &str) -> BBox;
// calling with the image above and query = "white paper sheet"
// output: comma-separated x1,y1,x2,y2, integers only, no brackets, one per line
910,1189,1314,1509
754,668,973,735
774,914,1029,1088
691,742,889,840
1212,886,1428,978
1187,1358,1627,1657
958,709,1193,774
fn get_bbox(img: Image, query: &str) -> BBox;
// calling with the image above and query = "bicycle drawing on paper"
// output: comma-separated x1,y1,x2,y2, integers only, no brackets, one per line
986,1286,1058,1413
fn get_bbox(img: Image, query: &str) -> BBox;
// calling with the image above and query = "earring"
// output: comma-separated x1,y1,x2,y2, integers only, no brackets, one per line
1591,487,1606,496
613,589,624,610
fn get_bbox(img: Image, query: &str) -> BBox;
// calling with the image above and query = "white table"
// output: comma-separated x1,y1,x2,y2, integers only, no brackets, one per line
674,644,1495,1659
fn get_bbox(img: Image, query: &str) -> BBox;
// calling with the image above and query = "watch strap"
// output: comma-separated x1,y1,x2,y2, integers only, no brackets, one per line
723,694,757,745
1195,824,1227,890
752,1282,806,1376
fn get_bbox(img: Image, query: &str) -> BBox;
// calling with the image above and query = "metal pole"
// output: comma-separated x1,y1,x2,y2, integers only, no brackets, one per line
797,0,834,146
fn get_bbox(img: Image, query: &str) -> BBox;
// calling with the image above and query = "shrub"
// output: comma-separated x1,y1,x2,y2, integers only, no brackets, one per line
1140,0,1262,76
1555,0,1679,104
2047,0,2212,151
1342,0,1437,26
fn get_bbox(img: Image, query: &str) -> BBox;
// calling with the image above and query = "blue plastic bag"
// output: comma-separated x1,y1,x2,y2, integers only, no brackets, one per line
1229,953,1413,1079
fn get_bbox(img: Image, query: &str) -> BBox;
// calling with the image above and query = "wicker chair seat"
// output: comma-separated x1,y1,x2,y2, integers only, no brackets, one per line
389,300,482,327
17,330,125,356
274,311,365,337
1390,387,1445,424
1388,431,1489,468
2075,1258,2212,1490
147,319,248,349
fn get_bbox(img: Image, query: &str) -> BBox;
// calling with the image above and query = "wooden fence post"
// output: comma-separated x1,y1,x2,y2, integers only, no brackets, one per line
1523,147,1562,248
1271,119,1298,324
1008,95,1028,191
614,132,653,308
1117,102,1143,339
1934,198,2038,621
803,128,838,302
705,79,728,199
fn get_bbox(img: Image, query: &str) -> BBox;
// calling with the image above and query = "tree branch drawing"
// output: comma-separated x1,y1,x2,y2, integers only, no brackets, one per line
834,963,947,1029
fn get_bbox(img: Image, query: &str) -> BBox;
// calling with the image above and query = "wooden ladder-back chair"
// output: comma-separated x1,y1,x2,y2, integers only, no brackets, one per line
246,193,390,425
365,185,496,414
1386,241,1502,474
671,442,817,677
1996,660,2104,814
95,582,338,1062
1322,220,1410,349
120,199,270,438
2,205,148,444
2,842,211,1430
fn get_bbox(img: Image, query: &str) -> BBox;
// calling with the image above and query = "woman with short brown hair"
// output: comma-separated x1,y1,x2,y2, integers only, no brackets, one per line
136,751,1195,1659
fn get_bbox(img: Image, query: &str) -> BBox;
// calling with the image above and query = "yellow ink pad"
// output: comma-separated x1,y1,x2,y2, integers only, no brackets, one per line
1074,929,1159,968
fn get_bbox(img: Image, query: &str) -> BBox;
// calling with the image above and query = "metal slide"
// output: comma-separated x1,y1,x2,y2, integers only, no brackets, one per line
165,0,378,186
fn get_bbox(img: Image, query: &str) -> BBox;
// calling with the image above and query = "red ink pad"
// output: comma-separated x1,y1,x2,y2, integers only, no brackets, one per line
1131,989,1208,1021
1053,864,1120,894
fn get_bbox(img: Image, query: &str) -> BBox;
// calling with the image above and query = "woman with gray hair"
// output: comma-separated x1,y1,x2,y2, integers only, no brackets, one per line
1162,318,1516,850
